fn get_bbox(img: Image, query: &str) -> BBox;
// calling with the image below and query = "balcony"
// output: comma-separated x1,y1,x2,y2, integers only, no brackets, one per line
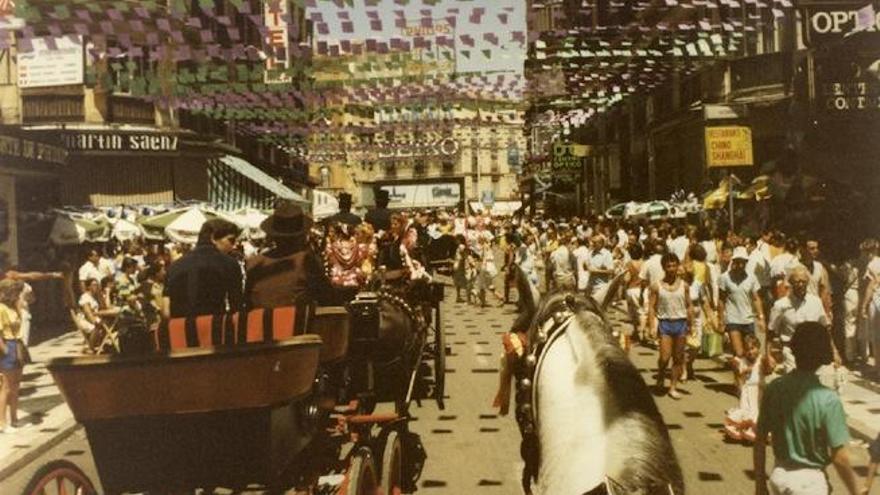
21,87,84,124
109,95,156,125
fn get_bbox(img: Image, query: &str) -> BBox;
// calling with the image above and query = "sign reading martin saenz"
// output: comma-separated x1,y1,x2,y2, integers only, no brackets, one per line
62,132,179,153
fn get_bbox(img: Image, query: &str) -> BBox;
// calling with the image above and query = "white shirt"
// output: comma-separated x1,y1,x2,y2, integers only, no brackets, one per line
667,236,689,261
769,293,829,342
719,271,761,324
78,291,100,313
802,260,829,297
702,240,718,264
550,245,575,280
573,245,591,291
588,248,615,290
639,254,665,287
769,252,798,279
747,248,771,288
78,261,104,284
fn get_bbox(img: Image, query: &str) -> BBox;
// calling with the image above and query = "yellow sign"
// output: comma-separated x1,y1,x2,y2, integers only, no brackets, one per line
705,126,753,168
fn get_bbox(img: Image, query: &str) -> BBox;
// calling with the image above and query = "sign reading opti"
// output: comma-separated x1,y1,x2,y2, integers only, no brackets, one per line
61,133,179,153
705,126,753,168
802,3,880,45
17,36,83,88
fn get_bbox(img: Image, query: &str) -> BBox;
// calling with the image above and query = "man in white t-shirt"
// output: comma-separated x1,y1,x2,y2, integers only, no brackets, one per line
799,238,832,318
666,226,689,262
588,234,615,302
549,233,576,291
770,266,831,372
719,247,766,358
639,240,666,288
572,237,591,292
78,249,114,293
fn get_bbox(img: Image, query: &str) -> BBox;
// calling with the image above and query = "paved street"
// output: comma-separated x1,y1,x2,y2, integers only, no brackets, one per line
1,285,876,494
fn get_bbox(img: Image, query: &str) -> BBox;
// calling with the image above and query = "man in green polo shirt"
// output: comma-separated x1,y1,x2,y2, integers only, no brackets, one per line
754,321,862,495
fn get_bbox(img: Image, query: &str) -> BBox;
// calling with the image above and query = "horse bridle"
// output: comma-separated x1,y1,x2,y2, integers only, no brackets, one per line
513,296,676,495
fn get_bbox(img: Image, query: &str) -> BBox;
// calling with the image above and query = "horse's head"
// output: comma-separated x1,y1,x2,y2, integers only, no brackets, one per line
511,290,684,495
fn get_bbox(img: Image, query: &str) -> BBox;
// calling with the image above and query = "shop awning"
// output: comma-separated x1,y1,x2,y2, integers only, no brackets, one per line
209,155,308,210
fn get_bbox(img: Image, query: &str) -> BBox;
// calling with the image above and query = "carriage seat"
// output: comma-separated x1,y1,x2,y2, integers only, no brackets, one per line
157,305,350,364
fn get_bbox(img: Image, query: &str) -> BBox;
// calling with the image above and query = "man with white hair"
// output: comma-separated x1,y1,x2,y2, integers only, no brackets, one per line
769,265,830,372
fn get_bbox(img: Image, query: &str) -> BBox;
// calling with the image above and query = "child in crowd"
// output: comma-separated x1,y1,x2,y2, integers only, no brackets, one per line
724,334,773,443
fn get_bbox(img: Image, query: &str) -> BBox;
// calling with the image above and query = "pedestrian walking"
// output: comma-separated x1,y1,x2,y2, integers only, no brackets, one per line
770,266,830,373
647,253,694,399
718,247,766,359
0,279,27,433
754,321,862,495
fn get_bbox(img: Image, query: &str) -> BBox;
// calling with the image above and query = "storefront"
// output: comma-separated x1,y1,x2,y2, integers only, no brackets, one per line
370,178,466,210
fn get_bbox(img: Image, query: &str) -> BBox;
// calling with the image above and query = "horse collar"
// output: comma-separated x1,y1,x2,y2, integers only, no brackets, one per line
517,308,575,434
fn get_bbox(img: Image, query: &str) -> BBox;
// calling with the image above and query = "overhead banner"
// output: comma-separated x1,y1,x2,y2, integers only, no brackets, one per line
17,35,83,88
264,0,291,84
705,126,754,168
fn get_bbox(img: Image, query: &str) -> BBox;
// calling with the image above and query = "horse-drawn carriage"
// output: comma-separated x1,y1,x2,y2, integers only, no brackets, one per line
24,274,447,494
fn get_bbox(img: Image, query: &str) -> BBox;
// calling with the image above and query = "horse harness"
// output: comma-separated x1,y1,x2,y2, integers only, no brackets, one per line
511,296,676,495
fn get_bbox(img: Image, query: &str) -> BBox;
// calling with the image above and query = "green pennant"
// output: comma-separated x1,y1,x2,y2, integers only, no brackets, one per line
460,50,470,59
482,49,491,59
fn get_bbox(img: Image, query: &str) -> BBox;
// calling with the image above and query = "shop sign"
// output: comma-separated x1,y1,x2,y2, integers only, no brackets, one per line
552,143,589,172
705,126,753,168
377,137,459,159
61,132,179,153
0,135,67,165
380,182,461,208
802,2,880,46
17,35,83,88
815,54,880,113
264,0,291,84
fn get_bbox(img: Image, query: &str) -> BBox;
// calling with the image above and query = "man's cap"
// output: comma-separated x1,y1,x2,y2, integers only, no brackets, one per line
732,246,749,261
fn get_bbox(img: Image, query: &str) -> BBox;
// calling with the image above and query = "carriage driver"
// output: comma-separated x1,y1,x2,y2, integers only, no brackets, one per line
246,200,336,309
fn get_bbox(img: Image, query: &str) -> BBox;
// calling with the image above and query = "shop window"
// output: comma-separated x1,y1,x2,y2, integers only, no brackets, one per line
731,53,784,92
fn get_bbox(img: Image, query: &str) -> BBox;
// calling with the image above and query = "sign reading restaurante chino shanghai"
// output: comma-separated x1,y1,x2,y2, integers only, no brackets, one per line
61,132,179,153
705,126,754,168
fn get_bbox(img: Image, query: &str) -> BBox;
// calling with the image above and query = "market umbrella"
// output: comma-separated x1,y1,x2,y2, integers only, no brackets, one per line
233,207,269,240
139,206,242,244
110,218,143,241
737,175,771,201
48,214,110,245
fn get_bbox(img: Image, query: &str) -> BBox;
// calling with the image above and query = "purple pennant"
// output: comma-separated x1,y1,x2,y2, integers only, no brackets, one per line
367,10,379,19
157,18,171,31
395,17,406,28
187,17,202,28
74,9,91,21
107,9,123,21
460,34,475,46
337,11,350,20
446,16,456,27
146,32,159,45
394,9,405,17
130,20,144,32
200,29,213,43
370,19,382,31
118,33,132,47
484,32,499,45
73,23,89,36
100,20,115,34
469,13,481,24
421,17,432,27
341,21,354,33
309,12,323,22
499,13,508,24
48,24,62,37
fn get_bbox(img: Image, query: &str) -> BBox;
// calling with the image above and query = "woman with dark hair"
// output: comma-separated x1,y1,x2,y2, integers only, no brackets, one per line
0,279,26,432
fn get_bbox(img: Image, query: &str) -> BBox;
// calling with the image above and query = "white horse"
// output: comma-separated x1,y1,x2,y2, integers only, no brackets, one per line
499,271,684,495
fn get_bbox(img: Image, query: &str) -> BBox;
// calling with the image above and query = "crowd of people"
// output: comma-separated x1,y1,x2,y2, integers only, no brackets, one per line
1,192,879,493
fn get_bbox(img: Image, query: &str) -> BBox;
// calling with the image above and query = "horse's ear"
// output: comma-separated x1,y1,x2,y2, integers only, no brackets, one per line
512,266,537,329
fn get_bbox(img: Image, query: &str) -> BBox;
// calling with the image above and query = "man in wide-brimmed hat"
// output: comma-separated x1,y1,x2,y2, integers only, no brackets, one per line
325,192,361,227
246,199,334,310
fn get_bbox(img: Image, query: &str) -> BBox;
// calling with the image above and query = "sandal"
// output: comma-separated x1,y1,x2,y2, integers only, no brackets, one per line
668,389,682,400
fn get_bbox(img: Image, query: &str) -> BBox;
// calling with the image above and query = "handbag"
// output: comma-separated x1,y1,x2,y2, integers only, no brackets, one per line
0,338,6,357
15,339,31,365
701,332,724,357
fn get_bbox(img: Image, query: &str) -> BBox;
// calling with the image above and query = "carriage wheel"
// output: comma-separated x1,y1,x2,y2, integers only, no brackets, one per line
380,431,404,495
345,447,380,495
22,459,97,495
433,310,446,410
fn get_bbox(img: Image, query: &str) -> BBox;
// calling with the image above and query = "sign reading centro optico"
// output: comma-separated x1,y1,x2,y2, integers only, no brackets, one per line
61,132,179,153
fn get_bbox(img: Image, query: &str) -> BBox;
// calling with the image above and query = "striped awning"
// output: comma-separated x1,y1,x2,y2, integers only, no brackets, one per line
209,155,308,210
